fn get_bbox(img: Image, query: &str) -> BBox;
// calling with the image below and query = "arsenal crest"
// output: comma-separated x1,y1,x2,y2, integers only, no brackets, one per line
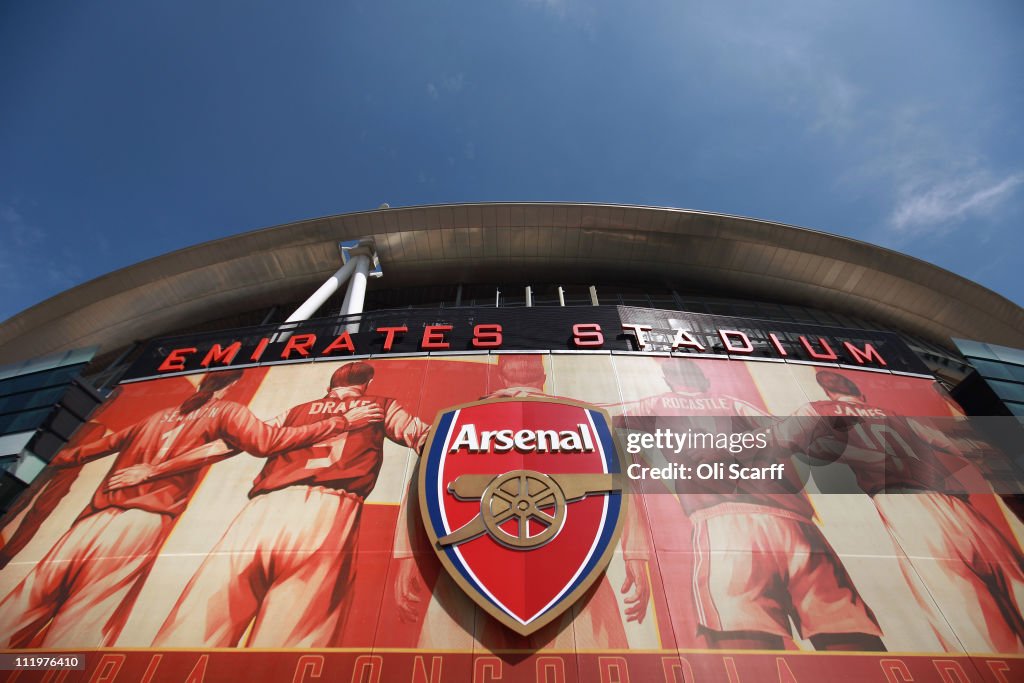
418,398,626,635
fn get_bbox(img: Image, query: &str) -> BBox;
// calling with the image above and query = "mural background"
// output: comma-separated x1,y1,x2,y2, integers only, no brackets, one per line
0,354,1021,682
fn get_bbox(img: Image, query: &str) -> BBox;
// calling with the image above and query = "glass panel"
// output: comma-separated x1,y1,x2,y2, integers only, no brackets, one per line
1005,402,1024,417
971,359,1018,382
0,406,52,436
0,386,65,415
991,344,1024,367
0,364,83,398
8,452,47,485
953,338,993,359
989,380,1024,403
62,347,97,366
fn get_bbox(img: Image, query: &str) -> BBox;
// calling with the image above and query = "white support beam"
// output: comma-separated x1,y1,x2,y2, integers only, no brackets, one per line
279,238,379,341
342,251,372,333
284,258,360,324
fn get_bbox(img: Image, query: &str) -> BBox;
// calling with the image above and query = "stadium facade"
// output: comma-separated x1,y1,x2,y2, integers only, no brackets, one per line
0,203,1022,682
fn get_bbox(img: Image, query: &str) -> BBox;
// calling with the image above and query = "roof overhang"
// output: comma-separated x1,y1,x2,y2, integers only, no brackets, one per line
1,203,1021,364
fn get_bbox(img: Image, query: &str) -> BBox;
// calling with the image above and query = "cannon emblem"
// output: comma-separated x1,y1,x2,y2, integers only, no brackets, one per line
438,470,621,549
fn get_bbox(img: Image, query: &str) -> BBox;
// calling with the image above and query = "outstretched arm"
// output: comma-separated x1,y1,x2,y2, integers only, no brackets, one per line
51,424,137,468
393,486,427,622
619,496,651,623
106,404,384,489
220,403,374,457
383,401,431,453
106,419,349,490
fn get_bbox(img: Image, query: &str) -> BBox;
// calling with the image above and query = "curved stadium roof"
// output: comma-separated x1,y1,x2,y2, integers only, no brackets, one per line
1,203,1022,366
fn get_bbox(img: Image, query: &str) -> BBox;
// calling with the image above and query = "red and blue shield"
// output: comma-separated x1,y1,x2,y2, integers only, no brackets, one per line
418,398,625,635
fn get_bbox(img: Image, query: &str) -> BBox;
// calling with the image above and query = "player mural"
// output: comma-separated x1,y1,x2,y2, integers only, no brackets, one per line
800,369,1024,653
0,370,352,649
0,354,1021,682
611,358,884,652
151,361,429,648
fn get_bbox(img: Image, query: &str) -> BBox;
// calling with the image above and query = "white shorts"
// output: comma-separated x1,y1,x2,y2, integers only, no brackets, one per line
691,503,881,639
875,492,1024,653
155,486,364,648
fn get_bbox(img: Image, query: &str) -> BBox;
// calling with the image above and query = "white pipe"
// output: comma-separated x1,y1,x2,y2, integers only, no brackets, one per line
338,272,356,319
285,258,359,323
342,254,371,333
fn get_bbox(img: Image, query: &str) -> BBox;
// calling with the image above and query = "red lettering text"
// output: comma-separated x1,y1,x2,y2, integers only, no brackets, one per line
376,326,408,351
184,655,209,683
799,336,838,361
140,655,163,683
880,659,913,683
986,660,1011,683
672,329,705,352
472,324,503,348
293,655,324,683
719,330,754,354
573,323,604,347
843,341,887,366
663,656,693,683
474,656,502,683
412,656,443,683
322,332,356,354
768,333,788,356
421,325,453,350
158,347,197,373
622,324,652,350
281,334,317,359
722,657,741,683
536,656,566,683
250,337,270,361
350,655,381,683
933,660,970,683
88,655,126,683
200,342,241,368
776,658,798,683
599,656,630,683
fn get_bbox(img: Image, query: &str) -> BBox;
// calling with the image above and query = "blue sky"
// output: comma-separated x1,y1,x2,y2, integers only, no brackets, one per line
1,1,1022,324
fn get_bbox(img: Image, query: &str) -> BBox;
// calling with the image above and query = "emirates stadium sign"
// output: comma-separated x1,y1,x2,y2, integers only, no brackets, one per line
122,306,931,381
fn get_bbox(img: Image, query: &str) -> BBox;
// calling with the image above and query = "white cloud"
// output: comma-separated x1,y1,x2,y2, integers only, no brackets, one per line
426,73,464,101
0,203,80,318
704,16,863,137
520,0,596,36
697,6,1020,242
524,0,568,15
842,105,1024,240
441,73,464,93
889,172,1024,235
0,205,45,248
